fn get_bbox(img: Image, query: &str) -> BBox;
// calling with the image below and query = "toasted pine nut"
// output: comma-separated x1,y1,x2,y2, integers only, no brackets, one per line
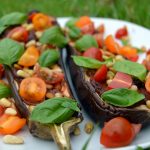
146,100,150,109
130,85,138,91
26,40,36,47
55,92,62,97
35,31,43,39
0,98,11,107
106,79,112,85
3,135,24,144
73,126,80,136
84,121,94,134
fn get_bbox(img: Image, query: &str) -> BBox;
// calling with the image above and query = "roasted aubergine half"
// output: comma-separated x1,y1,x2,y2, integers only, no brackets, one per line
61,16,150,124
0,12,82,150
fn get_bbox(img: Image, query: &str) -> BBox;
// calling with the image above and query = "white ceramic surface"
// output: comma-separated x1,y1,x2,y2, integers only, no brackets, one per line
0,18,150,150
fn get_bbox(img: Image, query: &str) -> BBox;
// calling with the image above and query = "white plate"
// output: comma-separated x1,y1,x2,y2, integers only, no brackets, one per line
0,18,150,150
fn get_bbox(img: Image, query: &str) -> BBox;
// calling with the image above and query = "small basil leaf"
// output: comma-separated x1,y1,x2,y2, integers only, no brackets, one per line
38,49,59,67
0,12,27,26
40,26,68,48
0,26,7,34
0,38,24,66
30,97,80,124
75,35,98,51
121,38,130,46
68,26,81,39
0,83,11,98
72,56,104,69
136,48,144,54
65,18,78,28
113,60,146,81
102,88,145,107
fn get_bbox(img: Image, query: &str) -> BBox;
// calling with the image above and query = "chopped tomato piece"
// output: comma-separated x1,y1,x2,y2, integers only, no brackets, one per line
0,64,4,79
97,24,105,34
32,13,52,31
80,23,95,34
108,72,132,89
83,47,103,61
19,77,46,104
145,77,150,93
100,117,137,148
0,114,26,134
128,55,139,62
18,45,39,67
119,46,137,59
7,27,28,42
94,33,104,48
104,35,120,54
115,26,128,39
93,65,107,82
47,72,64,84
0,106,4,116
75,16,92,28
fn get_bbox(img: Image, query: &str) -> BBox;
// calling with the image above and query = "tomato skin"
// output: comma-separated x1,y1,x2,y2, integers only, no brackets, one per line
80,23,95,34
0,64,4,79
0,106,4,116
128,55,139,62
7,27,28,42
100,117,135,148
93,65,107,82
108,72,132,89
115,26,128,39
94,33,104,48
83,47,103,61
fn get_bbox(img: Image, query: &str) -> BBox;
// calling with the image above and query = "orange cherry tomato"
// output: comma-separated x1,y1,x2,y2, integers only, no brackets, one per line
0,64,4,79
100,117,137,148
0,114,26,134
75,16,92,28
32,13,52,31
119,46,137,59
145,77,150,93
115,26,128,39
7,27,28,42
83,47,103,61
104,35,120,54
18,45,39,67
93,65,108,82
19,77,47,104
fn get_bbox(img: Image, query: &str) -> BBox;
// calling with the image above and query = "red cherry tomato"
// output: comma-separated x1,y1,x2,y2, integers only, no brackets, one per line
128,55,139,62
83,47,103,61
108,72,132,89
0,106,4,116
100,117,137,148
93,65,107,82
0,64,4,79
115,26,128,39
7,27,28,42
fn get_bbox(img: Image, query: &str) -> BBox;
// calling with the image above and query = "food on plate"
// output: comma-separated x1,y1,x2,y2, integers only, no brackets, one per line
61,16,150,147
0,11,82,149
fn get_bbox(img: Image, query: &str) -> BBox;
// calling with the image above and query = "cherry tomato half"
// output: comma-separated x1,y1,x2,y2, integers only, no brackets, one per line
7,27,28,42
94,33,104,48
93,65,107,82
100,117,137,148
115,26,128,39
83,47,103,61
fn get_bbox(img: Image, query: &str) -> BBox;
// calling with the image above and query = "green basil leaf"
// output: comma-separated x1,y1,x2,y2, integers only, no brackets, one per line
0,38,24,66
75,35,98,51
38,49,59,67
30,97,80,124
136,48,144,54
72,56,104,69
113,60,147,81
68,26,81,39
121,38,130,46
0,83,11,98
65,18,78,28
0,26,7,34
0,12,27,26
102,88,145,107
40,26,68,48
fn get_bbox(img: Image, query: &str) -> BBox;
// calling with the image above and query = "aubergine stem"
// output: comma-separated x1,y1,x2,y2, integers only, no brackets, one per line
49,117,81,150
4,65,29,118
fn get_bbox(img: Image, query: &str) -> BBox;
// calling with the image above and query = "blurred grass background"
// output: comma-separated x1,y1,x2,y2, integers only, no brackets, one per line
0,0,149,28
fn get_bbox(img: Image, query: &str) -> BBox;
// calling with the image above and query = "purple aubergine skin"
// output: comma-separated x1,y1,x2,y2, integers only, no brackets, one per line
60,45,150,125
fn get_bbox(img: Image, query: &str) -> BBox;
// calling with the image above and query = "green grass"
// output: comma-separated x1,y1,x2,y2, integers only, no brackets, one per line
0,0,149,28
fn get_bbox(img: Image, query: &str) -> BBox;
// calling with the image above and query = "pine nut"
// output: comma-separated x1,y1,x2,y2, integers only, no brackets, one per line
106,79,112,85
46,92,54,98
28,105,35,112
26,40,36,47
35,31,43,39
55,92,62,97
115,55,124,61
0,98,11,107
130,85,138,91
84,121,94,134
107,71,115,79
17,70,30,78
3,135,24,144
146,100,150,109
5,108,17,115
73,126,80,136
